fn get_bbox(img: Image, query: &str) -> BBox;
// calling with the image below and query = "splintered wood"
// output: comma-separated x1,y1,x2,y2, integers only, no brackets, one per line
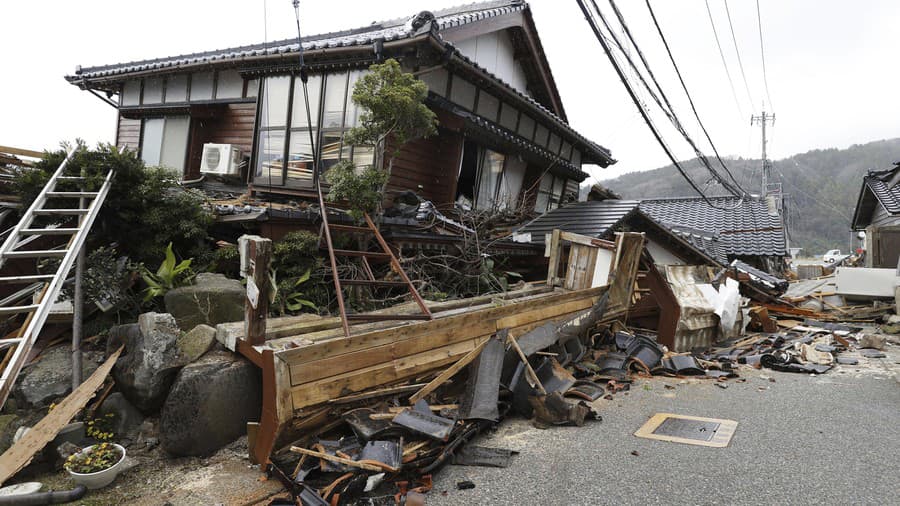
238,232,646,464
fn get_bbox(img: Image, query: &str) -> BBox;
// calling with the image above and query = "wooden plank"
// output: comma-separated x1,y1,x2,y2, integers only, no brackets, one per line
287,291,572,385
495,297,595,329
289,318,495,385
290,338,484,410
546,229,562,286
276,286,605,364
290,446,384,472
0,347,122,485
407,337,491,404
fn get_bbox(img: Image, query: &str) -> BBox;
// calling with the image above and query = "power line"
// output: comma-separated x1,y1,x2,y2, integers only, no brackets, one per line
755,0,775,111
576,0,744,210
723,0,755,109
603,0,747,197
704,0,744,122
643,0,746,194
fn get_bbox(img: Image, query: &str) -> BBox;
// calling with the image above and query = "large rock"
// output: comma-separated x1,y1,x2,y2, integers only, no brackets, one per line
15,346,100,407
176,324,216,363
164,273,245,331
160,351,261,457
113,312,189,412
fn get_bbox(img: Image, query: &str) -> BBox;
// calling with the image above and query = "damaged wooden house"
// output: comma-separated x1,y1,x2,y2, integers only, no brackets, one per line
65,0,614,248
851,161,900,269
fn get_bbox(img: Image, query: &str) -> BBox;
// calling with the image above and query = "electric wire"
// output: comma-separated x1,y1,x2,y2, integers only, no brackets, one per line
643,0,746,194
723,0,755,109
755,0,775,111
576,0,743,210
292,0,319,188
704,0,744,122
603,0,746,198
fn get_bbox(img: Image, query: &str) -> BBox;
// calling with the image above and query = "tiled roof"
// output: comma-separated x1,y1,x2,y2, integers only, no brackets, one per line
864,163,900,214
68,1,526,80
515,200,640,244
66,0,613,167
638,196,787,258
851,162,900,229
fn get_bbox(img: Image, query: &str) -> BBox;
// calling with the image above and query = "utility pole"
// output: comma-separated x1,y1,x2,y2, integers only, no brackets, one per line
750,109,776,196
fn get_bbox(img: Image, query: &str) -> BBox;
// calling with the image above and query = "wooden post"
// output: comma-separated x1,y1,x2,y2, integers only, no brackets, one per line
71,246,85,389
241,236,272,346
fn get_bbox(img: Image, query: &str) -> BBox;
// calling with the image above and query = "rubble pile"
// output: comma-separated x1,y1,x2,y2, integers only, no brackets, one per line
266,321,744,504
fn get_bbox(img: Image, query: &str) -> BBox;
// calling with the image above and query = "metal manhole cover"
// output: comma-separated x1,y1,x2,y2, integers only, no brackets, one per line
634,413,738,448
652,417,720,441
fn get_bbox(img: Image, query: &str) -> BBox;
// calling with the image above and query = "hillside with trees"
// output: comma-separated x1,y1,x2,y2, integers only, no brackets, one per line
602,138,900,255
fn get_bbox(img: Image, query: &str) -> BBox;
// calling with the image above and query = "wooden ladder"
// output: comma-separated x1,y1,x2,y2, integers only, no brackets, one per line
314,181,432,338
0,149,114,408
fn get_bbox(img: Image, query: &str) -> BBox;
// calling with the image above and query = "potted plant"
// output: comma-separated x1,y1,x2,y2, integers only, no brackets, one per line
64,442,127,490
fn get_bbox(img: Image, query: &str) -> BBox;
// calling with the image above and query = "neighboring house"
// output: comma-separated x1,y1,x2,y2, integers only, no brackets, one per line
851,162,900,268
516,195,788,273
65,0,613,222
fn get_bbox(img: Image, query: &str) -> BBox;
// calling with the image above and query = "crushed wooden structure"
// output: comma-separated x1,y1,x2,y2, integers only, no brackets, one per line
227,232,646,464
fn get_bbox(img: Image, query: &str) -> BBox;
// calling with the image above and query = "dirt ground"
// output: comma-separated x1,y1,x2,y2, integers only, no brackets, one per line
27,437,284,505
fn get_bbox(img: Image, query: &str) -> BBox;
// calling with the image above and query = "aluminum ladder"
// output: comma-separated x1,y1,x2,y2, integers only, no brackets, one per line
0,150,113,408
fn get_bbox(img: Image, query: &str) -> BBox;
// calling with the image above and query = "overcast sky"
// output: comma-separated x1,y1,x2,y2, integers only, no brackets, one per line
1,0,898,185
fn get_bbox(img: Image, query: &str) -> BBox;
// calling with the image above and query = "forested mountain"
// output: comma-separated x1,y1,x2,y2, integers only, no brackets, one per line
602,138,900,255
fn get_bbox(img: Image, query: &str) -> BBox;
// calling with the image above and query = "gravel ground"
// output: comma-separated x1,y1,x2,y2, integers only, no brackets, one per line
430,347,900,506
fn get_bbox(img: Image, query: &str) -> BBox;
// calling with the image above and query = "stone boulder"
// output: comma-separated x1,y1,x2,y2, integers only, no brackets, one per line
114,312,190,412
160,350,261,457
14,346,101,407
164,273,245,331
176,324,216,363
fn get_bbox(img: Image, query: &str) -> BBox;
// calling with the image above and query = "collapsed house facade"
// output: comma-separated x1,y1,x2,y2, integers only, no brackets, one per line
851,161,900,269
516,195,788,273
65,0,613,236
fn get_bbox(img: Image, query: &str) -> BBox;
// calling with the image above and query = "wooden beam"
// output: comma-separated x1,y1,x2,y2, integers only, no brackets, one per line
408,337,491,404
0,347,122,485
0,145,43,159
242,236,272,346
289,446,384,472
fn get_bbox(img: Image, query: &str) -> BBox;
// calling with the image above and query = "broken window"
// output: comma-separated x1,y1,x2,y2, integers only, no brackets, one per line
255,70,368,187
472,148,525,211
139,115,189,172
534,172,566,213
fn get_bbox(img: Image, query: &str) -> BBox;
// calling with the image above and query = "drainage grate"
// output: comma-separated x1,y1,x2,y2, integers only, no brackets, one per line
634,413,738,448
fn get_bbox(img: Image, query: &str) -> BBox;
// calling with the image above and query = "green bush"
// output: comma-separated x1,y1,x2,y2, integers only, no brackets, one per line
14,143,212,266
325,161,390,221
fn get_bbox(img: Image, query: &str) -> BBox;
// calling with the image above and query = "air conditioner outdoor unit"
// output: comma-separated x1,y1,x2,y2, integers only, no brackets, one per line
200,143,242,175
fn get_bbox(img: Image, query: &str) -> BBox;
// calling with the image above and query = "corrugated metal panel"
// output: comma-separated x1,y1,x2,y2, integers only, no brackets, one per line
664,265,719,351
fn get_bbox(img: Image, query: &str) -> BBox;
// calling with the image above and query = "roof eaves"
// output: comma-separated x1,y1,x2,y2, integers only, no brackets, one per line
444,43,614,167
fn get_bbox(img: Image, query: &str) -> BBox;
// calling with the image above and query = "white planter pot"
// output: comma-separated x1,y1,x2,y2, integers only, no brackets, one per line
65,443,126,490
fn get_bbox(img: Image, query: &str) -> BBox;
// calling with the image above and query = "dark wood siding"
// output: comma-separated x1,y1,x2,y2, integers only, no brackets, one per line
186,102,257,179
116,115,141,152
385,127,464,206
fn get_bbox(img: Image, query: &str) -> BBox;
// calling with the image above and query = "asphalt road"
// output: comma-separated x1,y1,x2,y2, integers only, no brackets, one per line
430,347,900,506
